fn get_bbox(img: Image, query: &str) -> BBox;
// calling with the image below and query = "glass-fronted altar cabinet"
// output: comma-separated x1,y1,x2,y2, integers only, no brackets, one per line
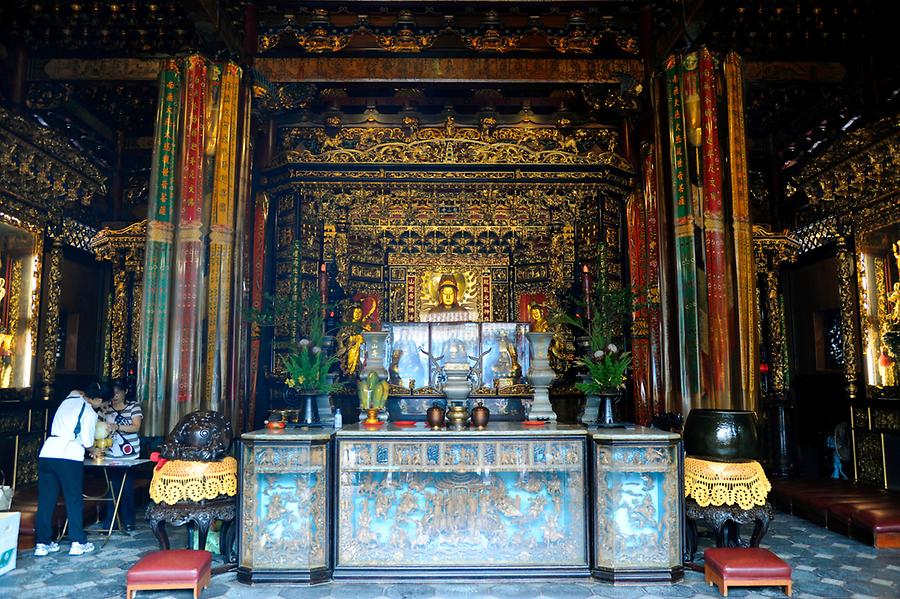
238,317,682,584
381,322,532,420
239,424,683,584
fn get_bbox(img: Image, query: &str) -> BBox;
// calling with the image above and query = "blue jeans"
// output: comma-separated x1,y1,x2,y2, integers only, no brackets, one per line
101,468,135,528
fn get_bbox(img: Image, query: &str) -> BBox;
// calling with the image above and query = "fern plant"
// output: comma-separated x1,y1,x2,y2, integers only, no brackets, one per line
282,337,341,394
247,242,342,394
553,243,634,394
575,345,632,395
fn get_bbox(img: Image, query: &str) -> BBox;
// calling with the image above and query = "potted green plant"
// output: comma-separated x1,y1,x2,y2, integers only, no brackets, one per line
249,275,342,425
553,245,633,426
280,293,342,425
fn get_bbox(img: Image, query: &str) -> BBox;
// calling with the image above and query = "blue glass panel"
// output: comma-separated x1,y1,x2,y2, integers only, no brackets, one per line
337,438,587,568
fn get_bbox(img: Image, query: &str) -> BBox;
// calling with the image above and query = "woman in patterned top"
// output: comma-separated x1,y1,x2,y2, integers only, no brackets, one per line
97,380,142,531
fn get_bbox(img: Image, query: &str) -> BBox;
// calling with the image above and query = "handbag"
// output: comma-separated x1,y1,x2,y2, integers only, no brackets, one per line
0,470,12,511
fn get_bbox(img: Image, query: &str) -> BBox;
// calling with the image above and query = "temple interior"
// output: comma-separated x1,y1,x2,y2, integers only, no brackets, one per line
0,1,898,598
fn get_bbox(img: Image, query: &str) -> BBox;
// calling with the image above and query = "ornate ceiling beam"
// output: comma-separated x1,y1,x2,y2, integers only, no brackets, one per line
786,114,900,220
181,0,243,56
0,106,107,207
744,62,846,83
36,56,844,85
36,58,164,82
256,56,642,83
38,56,638,83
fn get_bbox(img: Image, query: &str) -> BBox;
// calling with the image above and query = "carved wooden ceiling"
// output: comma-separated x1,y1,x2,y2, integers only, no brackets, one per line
2,0,245,56
0,0,893,227
254,3,643,56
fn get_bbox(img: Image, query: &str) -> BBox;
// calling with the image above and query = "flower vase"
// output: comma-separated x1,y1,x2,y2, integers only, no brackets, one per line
596,391,626,428
364,407,380,425
525,332,556,421
361,331,389,379
297,390,320,426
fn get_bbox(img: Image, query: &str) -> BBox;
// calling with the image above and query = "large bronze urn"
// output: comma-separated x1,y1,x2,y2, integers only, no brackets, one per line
683,409,760,462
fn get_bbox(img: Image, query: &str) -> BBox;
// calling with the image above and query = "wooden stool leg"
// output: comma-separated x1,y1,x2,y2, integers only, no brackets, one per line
786,581,792,596
149,518,170,550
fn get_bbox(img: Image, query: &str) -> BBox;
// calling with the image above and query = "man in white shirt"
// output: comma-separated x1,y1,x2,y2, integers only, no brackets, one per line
34,383,110,556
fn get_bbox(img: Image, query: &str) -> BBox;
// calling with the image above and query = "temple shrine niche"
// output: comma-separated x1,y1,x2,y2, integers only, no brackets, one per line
1,1,899,595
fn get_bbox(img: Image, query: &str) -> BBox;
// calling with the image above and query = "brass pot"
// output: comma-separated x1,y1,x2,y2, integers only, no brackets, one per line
426,405,445,430
471,404,490,430
447,404,469,430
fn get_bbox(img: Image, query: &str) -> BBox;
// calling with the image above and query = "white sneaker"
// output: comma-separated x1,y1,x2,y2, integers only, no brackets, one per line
69,541,94,556
34,542,60,557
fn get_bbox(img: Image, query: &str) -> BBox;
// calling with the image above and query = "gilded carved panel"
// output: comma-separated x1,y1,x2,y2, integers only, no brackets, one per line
854,432,885,487
0,409,28,435
16,433,42,487
853,407,870,430
872,408,900,432
336,437,588,568
277,125,625,169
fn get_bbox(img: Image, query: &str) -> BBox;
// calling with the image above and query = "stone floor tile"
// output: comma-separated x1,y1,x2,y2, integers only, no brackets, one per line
4,512,900,599
587,584,648,598
278,584,339,598
382,582,439,599
535,582,594,598
329,583,390,599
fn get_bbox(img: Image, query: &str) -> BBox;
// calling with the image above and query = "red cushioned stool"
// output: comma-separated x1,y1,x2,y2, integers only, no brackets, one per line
850,508,900,548
126,549,212,599
704,547,792,597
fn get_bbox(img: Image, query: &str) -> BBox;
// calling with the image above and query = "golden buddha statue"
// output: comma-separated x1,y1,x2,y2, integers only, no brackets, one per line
388,349,403,386
423,274,472,323
506,340,522,383
337,304,367,377
888,282,900,326
529,304,549,333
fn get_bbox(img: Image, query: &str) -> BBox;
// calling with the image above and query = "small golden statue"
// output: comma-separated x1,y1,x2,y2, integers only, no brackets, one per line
337,303,369,377
389,349,403,386
492,332,522,387
529,303,549,333
504,336,522,383
887,282,900,326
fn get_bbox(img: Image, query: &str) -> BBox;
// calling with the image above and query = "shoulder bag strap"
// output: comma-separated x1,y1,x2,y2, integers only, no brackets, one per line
72,401,87,438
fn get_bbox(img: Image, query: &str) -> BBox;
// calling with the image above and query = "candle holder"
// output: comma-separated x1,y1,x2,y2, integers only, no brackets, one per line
364,407,380,425
93,436,112,463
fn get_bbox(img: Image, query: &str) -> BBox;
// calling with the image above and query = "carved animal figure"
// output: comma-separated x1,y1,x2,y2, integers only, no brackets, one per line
158,410,232,462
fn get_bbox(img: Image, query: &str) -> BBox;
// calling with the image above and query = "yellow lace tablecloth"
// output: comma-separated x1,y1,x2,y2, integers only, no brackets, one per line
684,457,771,510
149,457,238,505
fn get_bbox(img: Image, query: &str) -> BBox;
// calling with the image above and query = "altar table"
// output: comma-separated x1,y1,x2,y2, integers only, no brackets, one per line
238,428,332,584
236,424,683,584
334,422,590,580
